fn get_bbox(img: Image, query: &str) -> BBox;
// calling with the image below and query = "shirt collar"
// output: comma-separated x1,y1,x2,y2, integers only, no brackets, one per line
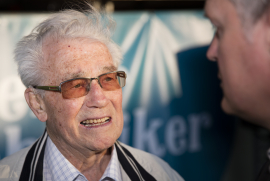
100,144,122,181
44,136,122,181
44,137,86,181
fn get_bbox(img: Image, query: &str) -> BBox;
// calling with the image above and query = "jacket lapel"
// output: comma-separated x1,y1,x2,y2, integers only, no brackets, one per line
115,141,157,181
19,132,156,181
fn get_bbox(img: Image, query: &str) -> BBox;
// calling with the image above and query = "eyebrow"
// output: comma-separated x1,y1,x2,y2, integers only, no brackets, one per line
102,65,117,72
70,72,86,79
64,65,118,80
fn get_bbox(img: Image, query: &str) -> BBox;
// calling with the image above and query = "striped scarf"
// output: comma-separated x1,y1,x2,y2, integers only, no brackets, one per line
19,130,156,181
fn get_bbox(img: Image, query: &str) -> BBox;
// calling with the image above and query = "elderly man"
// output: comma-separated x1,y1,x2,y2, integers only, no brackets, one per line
205,0,270,180
0,7,183,181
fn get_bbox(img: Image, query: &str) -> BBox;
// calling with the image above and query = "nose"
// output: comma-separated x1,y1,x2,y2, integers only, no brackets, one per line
85,79,109,108
207,36,218,62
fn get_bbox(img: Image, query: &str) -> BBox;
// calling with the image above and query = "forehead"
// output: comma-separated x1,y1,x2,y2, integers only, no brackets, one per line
43,38,116,82
205,0,237,22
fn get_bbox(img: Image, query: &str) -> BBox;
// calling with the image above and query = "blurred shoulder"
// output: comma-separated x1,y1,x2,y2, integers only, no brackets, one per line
0,146,31,181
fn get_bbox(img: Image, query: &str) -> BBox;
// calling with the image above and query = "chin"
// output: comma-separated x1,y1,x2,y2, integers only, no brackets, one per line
221,98,235,115
221,97,243,117
90,138,116,151
220,97,270,130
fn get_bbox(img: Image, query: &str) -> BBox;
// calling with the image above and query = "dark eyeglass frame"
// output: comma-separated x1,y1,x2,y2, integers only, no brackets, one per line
32,70,126,97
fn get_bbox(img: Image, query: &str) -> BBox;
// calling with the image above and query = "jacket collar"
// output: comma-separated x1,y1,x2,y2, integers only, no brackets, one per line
19,130,156,181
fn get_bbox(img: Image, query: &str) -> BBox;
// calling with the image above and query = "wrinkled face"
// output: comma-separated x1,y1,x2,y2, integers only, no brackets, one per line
205,0,270,125
42,38,123,153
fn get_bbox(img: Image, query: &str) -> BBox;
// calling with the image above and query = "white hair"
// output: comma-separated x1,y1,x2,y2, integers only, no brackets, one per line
229,0,270,26
14,4,122,90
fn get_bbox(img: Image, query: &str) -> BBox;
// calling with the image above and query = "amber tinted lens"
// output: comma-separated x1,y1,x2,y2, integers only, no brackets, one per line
99,72,121,90
61,78,89,99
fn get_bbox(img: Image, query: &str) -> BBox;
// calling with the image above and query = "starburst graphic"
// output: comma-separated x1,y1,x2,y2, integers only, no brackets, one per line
120,13,182,108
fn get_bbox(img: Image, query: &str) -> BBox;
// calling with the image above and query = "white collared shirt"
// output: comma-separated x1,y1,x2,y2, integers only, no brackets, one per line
43,137,122,181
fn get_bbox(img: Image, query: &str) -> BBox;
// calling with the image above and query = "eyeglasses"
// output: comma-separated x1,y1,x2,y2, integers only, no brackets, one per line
33,71,126,99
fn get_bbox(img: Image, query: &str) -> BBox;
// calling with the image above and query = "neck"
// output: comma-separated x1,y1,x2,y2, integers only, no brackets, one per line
50,137,113,181
76,148,112,181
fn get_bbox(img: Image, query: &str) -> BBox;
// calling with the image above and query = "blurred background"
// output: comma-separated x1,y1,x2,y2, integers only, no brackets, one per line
1,0,270,181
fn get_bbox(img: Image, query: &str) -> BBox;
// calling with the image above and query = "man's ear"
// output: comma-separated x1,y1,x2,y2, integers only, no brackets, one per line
25,88,47,122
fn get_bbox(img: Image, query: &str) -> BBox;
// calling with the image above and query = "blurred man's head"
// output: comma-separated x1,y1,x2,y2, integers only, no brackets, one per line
205,0,270,129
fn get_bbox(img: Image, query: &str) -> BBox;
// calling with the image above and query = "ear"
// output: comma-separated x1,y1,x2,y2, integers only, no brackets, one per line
25,88,47,122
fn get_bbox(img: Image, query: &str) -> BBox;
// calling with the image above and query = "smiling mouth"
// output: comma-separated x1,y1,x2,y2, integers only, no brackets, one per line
80,117,111,127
